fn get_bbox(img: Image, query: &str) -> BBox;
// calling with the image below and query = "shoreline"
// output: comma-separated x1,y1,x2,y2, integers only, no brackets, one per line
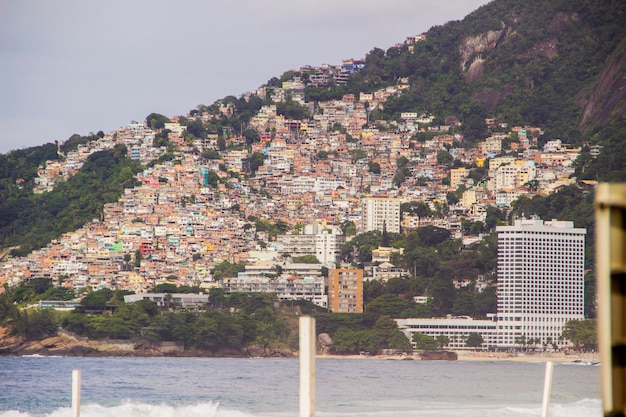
317,351,599,363
4,351,599,363
1,329,598,363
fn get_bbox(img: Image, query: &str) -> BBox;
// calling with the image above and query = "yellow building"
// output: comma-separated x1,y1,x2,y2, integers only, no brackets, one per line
328,268,363,313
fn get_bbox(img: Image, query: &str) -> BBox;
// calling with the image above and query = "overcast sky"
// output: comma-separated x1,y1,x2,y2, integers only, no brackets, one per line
0,0,491,154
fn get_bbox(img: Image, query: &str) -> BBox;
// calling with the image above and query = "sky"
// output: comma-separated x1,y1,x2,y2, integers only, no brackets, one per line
0,0,491,154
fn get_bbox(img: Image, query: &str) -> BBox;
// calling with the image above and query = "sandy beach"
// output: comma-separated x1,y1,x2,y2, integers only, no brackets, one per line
454,350,599,363
318,351,599,363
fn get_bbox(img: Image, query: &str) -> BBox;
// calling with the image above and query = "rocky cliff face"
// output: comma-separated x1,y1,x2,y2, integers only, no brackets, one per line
459,23,511,82
420,350,458,360
0,327,98,356
0,327,295,357
578,37,626,129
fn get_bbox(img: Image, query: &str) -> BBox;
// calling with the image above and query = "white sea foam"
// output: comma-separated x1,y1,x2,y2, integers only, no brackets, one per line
0,401,262,417
2,399,600,417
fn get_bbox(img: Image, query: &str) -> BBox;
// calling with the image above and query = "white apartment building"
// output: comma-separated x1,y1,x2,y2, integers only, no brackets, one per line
396,218,586,351
276,221,345,266
495,190,522,208
361,197,402,233
220,275,327,308
125,293,210,309
489,160,536,191
495,219,586,349
279,176,348,195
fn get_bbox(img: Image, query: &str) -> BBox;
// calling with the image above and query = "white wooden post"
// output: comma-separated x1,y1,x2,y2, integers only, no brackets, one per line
541,361,554,417
299,316,316,417
72,369,81,417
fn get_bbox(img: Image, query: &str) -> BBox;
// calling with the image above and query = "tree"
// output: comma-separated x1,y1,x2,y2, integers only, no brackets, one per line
217,137,226,151
429,275,455,316
41,286,75,301
153,130,171,148
412,332,439,350
134,249,142,268
146,113,169,130
245,152,265,175
80,289,112,307
368,161,381,174
436,150,453,166
243,128,260,145
436,335,450,349
562,319,597,351
350,149,367,163
276,98,310,120
465,332,484,349
331,327,370,354
446,192,459,205
30,278,53,295
417,226,450,246
292,254,320,264
341,221,357,237
212,260,246,280
396,156,410,169
192,316,219,350
209,287,226,308
401,202,433,218
186,119,205,138
154,283,179,293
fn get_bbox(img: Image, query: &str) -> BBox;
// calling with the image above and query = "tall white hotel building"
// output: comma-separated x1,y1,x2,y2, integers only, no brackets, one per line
396,218,586,350
495,218,586,348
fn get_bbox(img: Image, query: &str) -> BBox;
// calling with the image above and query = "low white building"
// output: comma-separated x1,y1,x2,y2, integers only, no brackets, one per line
124,293,210,309
395,316,497,350
220,275,327,308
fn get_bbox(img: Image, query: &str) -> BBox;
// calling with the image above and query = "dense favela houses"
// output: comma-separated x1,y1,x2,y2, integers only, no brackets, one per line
0,54,594,326
395,218,586,350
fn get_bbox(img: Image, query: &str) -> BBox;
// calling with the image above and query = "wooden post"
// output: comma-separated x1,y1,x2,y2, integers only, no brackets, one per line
541,361,554,417
596,183,626,416
299,316,316,417
72,369,81,417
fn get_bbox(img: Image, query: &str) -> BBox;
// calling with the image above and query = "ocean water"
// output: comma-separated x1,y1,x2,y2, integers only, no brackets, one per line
0,356,601,417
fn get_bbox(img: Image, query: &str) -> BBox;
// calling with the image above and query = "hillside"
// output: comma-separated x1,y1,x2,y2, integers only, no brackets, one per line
0,0,621,255
348,0,626,139
2,0,622,254
0,0,614,355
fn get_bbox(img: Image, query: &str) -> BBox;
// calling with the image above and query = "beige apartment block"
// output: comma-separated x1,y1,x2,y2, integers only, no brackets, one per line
450,167,470,190
327,268,363,313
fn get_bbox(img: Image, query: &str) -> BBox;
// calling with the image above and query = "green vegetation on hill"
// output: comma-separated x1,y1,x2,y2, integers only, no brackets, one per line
340,226,499,319
0,143,58,188
60,133,101,154
577,118,626,182
349,0,626,147
0,144,142,256
0,283,413,354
